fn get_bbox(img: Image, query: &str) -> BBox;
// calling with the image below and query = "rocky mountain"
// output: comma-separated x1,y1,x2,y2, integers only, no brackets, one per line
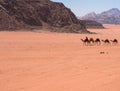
0,0,89,33
80,8,120,24
80,20,104,29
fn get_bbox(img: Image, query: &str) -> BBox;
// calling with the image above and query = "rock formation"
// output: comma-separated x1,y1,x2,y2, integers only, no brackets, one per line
80,20,104,29
0,0,89,33
80,8,120,24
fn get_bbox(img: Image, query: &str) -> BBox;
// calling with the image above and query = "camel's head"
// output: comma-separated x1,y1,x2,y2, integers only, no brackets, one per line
86,37,88,39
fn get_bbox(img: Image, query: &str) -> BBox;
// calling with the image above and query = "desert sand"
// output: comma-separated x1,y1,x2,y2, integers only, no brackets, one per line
0,24,120,91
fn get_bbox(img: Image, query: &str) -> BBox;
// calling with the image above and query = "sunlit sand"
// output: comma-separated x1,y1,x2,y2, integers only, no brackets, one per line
0,24,120,91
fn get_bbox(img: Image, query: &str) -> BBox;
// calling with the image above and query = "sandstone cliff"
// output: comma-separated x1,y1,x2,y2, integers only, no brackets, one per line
0,0,89,33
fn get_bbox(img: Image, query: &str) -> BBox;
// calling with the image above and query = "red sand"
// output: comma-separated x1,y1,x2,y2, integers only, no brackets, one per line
0,24,120,91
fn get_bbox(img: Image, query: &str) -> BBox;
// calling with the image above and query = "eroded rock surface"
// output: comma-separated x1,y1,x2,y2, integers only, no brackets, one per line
0,0,89,33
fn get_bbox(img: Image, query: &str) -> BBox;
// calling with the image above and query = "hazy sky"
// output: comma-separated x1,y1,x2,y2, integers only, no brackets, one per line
51,0,120,16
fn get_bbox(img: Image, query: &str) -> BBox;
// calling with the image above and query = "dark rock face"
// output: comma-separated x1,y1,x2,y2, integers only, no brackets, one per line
0,0,89,33
80,20,104,29
80,8,120,24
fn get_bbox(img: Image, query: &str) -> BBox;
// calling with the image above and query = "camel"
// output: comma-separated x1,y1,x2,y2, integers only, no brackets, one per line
102,39,110,45
110,39,118,45
81,37,90,46
81,37,101,46
89,38,94,45
89,38,101,45
95,38,101,45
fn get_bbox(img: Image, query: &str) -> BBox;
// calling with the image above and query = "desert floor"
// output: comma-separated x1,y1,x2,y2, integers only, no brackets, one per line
0,24,120,91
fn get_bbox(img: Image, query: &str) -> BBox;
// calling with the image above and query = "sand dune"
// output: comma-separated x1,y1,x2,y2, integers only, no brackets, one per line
0,24,120,91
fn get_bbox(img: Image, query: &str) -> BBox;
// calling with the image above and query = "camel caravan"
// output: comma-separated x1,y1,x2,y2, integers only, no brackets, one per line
81,37,118,46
